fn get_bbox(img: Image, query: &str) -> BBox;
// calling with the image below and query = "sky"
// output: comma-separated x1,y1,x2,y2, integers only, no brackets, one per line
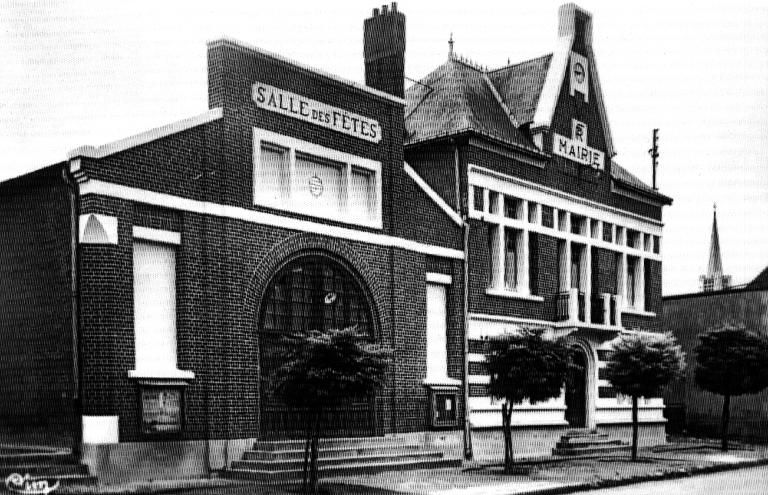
1,0,766,296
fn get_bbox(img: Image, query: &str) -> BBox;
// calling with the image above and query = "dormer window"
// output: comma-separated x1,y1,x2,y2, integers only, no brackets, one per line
253,128,382,228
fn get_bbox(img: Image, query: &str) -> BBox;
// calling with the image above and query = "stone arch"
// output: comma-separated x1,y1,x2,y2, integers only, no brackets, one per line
563,336,598,429
241,232,385,339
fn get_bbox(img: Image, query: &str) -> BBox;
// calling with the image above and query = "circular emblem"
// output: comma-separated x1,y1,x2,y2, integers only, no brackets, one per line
309,175,324,197
324,292,337,305
573,62,585,84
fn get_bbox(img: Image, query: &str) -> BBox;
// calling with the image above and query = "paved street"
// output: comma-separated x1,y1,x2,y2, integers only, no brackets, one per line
579,464,768,495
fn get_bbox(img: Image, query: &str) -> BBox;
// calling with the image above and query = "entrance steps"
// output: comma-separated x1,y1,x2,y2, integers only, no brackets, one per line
225,437,460,482
552,429,630,457
0,450,97,488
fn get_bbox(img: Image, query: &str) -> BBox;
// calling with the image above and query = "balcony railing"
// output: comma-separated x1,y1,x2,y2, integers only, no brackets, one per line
557,288,623,329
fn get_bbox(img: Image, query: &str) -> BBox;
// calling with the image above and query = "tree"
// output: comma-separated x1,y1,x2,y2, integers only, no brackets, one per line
694,326,768,451
486,327,574,474
270,326,391,494
605,332,685,461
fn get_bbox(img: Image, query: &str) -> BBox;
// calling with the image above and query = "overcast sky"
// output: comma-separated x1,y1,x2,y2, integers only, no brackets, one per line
1,0,766,296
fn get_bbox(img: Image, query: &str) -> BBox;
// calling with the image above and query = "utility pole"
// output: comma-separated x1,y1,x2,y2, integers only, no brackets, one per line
649,128,659,190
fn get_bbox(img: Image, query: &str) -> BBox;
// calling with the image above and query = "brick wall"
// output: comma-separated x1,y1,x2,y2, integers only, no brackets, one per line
0,165,76,434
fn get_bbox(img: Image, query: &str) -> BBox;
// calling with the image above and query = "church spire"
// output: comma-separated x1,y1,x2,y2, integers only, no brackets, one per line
700,203,731,291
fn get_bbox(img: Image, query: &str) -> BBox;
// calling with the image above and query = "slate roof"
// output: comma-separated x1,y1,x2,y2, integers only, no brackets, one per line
747,265,768,290
405,53,668,201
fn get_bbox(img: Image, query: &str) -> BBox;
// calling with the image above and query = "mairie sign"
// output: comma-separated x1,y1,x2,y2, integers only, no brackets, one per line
253,83,381,143
552,119,604,169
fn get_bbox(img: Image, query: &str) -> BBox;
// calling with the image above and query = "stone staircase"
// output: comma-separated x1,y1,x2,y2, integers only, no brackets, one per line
0,449,96,489
226,436,460,482
552,429,630,457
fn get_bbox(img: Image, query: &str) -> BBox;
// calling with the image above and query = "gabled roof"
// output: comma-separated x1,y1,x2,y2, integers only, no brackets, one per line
610,160,671,203
404,58,539,151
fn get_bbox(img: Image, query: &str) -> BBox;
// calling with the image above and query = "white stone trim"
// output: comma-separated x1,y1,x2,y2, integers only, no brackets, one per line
82,416,119,444
469,164,663,231
485,288,544,302
132,226,181,245
532,36,571,132
78,179,464,260
422,377,462,387
67,108,223,160
208,38,405,106
79,214,118,244
403,162,463,226
426,272,453,285
127,369,195,380
621,308,657,318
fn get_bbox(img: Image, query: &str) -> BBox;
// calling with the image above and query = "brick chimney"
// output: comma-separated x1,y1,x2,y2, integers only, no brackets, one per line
364,3,405,98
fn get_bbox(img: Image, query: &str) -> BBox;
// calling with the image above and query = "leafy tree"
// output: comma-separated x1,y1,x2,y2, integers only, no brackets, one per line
270,326,391,494
694,326,768,451
486,327,574,474
605,332,685,461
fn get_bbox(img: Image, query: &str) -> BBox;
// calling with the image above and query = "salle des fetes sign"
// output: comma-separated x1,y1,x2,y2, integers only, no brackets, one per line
253,83,382,143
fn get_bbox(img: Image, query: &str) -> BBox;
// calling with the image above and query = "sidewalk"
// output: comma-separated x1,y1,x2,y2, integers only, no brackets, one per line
57,438,768,495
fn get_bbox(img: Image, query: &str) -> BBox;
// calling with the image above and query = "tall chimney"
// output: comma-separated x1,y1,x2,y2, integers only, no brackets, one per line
363,3,405,98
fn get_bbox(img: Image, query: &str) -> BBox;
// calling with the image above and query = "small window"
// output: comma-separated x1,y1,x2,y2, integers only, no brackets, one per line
503,195,521,219
653,235,660,254
527,202,538,224
590,219,599,239
259,143,290,204
558,210,568,232
615,226,625,245
603,222,613,243
488,191,499,215
627,256,639,307
571,215,586,235
542,206,554,228
488,225,500,287
473,186,485,212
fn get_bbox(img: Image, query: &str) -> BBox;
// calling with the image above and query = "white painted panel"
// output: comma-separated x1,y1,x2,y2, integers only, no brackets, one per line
426,283,449,382
133,242,177,373
82,416,119,444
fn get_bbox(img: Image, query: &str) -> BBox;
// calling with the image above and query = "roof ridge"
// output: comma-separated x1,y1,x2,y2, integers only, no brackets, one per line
482,71,520,128
488,53,552,74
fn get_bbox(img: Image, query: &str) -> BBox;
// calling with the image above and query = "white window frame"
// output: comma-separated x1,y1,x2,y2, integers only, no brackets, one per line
253,128,382,229
128,227,194,380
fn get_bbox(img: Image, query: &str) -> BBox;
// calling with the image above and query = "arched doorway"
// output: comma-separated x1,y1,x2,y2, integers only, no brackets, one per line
565,347,588,427
258,253,377,439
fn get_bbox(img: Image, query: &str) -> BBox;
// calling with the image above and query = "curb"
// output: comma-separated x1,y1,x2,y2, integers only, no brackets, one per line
511,457,768,495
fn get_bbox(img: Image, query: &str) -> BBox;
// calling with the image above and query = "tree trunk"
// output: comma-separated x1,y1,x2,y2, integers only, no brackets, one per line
631,396,639,461
309,411,321,494
501,402,514,474
721,394,731,452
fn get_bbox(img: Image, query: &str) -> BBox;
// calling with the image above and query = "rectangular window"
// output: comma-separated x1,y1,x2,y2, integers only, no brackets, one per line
473,186,485,212
254,129,380,227
644,259,652,311
488,225,500,288
653,235,661,254
627,256,638,307
504,228,518,290
488,190,499,214
133,242,177,373
259,143,290,204
542,206,554,228
527,202,538,223
558,210,568,231
571,215,586,235
603,222,613,242
503,194,521,219
571,244,582,290
590,219,599,239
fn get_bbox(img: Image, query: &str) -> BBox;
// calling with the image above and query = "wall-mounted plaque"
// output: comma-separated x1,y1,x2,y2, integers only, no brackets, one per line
140,387,182,435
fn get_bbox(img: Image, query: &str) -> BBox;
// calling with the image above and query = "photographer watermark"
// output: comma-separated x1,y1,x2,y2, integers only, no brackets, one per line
4,473,59,495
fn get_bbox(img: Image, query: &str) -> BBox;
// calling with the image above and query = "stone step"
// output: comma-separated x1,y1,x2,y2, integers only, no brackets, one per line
0,463,90,477
243,443,426,461
253,436,413,452
0,453,78,466
233,451,444,472
226,457,460,482
556,437,624,448
552,443,631,456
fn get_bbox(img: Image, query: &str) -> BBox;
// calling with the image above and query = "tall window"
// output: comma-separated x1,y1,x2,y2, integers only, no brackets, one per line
571,245,582,290
627,256,638,307
504,228,518,290
254,129,381,227
133,242,177,373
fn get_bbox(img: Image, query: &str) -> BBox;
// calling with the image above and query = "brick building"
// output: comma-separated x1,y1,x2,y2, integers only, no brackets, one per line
403,3,672,459
0,2,672,482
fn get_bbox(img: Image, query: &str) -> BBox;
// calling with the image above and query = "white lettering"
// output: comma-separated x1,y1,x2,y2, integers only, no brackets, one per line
252,83,382,143
552,133,604,169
